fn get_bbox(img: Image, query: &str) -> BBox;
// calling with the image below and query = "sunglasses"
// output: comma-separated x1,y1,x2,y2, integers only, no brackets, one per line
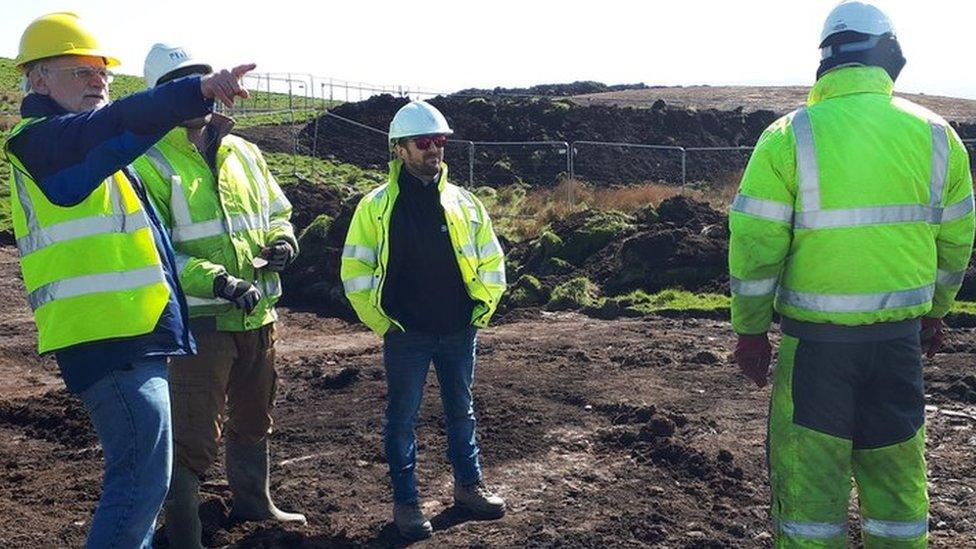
411,135,448,150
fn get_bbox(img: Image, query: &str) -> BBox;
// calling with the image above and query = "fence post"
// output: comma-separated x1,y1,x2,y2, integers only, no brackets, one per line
562,141,570,178
569,142,576,180
290,108,298,176
680,148,687,186
468,142,475,187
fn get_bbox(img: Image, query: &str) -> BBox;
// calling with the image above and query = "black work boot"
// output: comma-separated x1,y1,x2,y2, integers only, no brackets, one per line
225,436,307,525
164,465,205,549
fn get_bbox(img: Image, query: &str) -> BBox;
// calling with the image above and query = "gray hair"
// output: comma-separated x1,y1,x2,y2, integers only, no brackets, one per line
19,61,45,94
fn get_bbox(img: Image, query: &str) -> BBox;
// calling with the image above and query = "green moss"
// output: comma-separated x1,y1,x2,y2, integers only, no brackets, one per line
533,230,563,259
494,184,527,208
951,301,976,315
538,257,574,276
476,186,497,200
508,274,549,307
635,204,660,224
547,277,600,311
299,214,334,242
558,210,635,264
609,289,730,315
547,99,573,112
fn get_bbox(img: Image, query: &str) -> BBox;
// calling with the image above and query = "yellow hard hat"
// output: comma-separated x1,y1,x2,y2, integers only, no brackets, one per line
15,12,120,72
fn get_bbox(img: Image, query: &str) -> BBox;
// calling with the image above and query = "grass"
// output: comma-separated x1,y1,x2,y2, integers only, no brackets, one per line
264,151,386,192
232,108,326,129
483,178,734,241
951,301,976,315
224,89,332,114
606,289,730,314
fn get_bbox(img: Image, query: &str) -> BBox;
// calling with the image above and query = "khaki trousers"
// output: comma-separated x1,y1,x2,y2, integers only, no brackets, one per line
168,324,278,476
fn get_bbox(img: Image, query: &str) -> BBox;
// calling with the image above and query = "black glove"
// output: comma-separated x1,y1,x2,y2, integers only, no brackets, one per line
213,273,262,313
260,241,294,272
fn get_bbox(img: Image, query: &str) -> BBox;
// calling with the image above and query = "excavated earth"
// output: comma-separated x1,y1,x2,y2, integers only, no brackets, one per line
236,89,976,188
0,243,975,548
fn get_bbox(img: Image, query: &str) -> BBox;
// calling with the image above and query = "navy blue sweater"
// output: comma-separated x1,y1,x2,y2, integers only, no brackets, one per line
7,76,212,393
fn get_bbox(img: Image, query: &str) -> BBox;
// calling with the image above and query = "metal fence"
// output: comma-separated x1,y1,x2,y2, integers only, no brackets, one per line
232,72,445,111
279,109,752,187
223,74,976,193
571,141,685,186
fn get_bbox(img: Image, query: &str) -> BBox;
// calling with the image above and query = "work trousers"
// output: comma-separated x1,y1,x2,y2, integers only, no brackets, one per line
769,333,928,548
167,324,278,477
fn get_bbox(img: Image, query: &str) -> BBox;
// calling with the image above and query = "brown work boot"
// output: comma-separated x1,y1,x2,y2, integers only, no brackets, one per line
393,502,433,540
454,480,506,519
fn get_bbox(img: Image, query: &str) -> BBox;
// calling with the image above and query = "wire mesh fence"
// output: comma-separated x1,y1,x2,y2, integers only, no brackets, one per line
470,142,571,187
223,76,976,213
282,110,751,187
571,141,685,186
683,147,754,186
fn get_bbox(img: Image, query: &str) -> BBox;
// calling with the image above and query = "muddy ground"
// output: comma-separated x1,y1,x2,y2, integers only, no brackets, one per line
0,245,974,548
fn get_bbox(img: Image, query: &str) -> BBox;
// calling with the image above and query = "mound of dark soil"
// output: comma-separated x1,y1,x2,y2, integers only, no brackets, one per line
456,81,649,97
297,94,778,186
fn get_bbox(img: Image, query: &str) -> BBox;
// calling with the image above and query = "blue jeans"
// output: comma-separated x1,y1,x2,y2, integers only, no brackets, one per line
383,326,482,504
79,359,172,549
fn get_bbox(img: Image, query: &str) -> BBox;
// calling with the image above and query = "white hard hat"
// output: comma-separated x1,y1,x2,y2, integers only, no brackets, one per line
143,43,212,88
820,1,895,46
389,101,453,143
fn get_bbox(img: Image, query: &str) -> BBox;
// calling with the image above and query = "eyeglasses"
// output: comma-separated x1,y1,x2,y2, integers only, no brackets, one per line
411,135,448,150
41,66,115,84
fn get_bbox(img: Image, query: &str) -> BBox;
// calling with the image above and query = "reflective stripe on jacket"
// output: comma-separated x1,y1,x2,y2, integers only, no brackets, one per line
132,124,297,332
341,159,506,336
7,118,171,353
729,66,975,333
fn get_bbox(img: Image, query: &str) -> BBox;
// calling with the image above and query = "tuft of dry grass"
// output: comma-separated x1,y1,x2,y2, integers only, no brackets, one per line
490,176,745,241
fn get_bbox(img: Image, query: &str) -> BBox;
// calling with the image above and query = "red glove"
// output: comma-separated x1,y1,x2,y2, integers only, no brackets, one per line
920,316,944,358
734,333,772,388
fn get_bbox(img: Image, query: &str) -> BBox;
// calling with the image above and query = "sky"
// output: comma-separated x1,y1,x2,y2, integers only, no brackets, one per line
3,0,974,99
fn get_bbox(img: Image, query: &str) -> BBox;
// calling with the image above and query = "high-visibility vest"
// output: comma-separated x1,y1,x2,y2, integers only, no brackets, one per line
729,66,975,333
6,118,170,353
132,128,296,331
341,159,506,336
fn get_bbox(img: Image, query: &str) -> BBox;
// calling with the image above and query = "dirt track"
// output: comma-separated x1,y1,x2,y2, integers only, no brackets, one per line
0,245,974,548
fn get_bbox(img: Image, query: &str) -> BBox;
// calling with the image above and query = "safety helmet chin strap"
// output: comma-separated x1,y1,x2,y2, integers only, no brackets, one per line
817,32,906,82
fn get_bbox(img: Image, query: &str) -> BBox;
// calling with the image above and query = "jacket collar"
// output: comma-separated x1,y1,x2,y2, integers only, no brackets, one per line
207,112,235,141
807,66,894,107
387,159,449,192
20,93,71,118
161,112,236,159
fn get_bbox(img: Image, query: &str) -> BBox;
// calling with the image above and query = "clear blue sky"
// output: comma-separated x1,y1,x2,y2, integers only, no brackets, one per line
3,0,974,99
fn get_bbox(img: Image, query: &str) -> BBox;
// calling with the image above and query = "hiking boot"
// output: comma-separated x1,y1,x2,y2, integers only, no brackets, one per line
454,481,506,519
393,502,433,540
